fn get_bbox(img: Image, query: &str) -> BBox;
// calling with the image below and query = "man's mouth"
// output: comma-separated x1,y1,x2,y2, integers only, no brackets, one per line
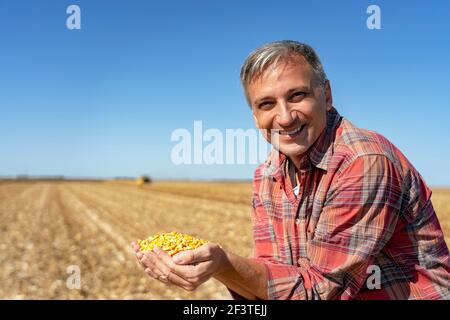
278,124,306,137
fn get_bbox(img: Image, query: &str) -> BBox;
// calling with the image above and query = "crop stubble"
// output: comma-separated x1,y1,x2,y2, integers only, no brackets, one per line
0,181,448,299
0,181,253,299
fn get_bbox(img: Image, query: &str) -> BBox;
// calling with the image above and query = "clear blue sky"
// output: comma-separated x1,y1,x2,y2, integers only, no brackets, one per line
1,0,449,186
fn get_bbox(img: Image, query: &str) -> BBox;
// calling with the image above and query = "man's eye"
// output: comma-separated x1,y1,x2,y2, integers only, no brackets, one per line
290,92,306,101
258,101,273,109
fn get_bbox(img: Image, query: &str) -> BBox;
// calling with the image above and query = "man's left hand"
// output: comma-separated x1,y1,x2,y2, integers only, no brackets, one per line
136,242,228,291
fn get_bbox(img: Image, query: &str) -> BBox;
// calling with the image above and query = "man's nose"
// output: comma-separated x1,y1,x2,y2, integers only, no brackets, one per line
276,102,295,127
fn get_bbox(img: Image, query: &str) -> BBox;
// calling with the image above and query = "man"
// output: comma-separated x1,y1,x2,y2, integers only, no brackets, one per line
132,40,450,299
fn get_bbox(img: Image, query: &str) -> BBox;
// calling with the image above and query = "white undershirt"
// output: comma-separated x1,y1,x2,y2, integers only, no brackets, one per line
293,184,300,197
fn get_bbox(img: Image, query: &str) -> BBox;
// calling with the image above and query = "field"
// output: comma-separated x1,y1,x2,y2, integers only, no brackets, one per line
0,181,449,299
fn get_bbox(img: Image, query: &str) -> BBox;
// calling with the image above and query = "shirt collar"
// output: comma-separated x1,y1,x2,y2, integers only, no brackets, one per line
307,107,342,171
262,107,342,179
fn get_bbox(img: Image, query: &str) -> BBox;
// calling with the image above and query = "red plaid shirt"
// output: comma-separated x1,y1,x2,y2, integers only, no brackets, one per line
231,107,450,300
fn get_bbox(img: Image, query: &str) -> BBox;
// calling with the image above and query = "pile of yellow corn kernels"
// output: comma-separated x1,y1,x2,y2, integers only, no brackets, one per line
137,231,208,256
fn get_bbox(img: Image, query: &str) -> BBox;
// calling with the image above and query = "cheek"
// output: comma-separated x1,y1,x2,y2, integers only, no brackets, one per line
300,108,326,137
255,113,275,130
311,112,327,134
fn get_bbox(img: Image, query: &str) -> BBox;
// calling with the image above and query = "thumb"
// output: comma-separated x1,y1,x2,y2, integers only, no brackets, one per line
172,250,195,265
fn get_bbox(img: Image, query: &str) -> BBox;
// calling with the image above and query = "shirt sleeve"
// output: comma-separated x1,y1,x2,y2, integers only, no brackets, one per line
252,154,403,300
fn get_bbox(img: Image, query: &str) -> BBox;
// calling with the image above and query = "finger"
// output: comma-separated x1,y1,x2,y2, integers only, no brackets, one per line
141,252,170,281
172,250,194,265
144,267,158,279
142,250,179,280
131,242,141,253
151,247,202,286
156,269,195,290
136,251,146,269
135,254,145,269
134,249,147,269
183,260,216,284
172,243,211,265
152,246,181,274
144,250,195,289
192,260,214,276
140,251,160,270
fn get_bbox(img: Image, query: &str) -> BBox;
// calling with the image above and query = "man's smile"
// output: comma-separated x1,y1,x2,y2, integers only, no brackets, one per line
277,123,306,139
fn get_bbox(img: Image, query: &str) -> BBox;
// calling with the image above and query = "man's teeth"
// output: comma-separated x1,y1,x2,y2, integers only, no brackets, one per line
280,125,303,135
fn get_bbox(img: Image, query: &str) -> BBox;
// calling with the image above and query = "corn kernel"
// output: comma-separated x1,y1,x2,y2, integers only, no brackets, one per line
137,231,208,256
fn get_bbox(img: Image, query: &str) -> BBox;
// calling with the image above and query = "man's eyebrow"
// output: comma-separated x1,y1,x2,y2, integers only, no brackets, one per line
253,86,310,105
285,86,310,96
253,96,273,105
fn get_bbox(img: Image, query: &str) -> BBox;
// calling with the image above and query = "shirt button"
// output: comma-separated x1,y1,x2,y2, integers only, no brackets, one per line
295,218,301,224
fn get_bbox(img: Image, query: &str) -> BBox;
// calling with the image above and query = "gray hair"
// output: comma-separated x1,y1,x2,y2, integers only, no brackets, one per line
240,40,328,106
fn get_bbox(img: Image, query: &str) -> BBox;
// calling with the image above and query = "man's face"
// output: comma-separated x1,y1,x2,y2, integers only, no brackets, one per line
247,56,333,166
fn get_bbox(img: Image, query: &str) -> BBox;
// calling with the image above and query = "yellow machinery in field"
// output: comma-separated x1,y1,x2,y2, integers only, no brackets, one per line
136,176,151,187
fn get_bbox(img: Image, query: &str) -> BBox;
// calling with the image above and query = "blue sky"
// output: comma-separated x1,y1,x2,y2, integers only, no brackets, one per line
1,0,449,186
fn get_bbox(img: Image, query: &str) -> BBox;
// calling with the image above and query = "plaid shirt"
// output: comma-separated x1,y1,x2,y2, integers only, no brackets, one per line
231,107,450,300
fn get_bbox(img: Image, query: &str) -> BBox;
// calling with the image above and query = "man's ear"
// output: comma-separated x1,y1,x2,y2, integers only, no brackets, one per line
325,80,333,111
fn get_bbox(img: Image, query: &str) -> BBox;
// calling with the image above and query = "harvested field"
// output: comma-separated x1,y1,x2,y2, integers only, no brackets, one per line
0,181,448,299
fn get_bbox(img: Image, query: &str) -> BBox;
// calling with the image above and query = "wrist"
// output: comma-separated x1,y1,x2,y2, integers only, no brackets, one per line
214,245,232,277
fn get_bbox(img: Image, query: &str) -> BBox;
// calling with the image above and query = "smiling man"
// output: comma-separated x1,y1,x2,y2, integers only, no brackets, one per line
133,40,450,300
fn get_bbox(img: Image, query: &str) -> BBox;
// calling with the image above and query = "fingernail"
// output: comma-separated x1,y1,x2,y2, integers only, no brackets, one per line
137,252,143,259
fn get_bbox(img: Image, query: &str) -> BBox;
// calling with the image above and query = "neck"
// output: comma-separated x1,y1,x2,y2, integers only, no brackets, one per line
289,154,307,170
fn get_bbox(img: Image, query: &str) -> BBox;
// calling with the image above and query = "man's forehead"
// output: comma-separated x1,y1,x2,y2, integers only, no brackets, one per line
248,59,313,94
251,57,313,86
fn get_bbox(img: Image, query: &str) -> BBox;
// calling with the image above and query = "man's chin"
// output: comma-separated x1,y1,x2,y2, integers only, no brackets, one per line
277,145,308,158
